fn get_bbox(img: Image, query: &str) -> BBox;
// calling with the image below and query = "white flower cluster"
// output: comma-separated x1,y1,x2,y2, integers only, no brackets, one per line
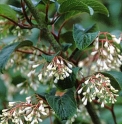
91,35,122,71
38,56,73,83
78,73,119,107
6,50,42,94
0,96,48,124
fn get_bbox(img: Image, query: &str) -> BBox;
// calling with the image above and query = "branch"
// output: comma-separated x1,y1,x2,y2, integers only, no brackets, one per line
85,102,101,124
111,104,117,124
0,14,32,29
23,0,62,52
23,0,46,29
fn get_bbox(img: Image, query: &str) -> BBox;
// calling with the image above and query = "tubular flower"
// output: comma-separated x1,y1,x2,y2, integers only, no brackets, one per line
0,96,48,124
78,73,119,107
91,34,122,71
44,56,73,83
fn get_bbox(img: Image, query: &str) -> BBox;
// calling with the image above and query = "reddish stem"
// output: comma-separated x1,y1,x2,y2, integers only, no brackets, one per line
21,0,32,25
57,20,68,41
0,15,32,29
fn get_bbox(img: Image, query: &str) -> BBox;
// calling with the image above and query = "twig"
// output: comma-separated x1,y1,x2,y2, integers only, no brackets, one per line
21,0,32,25
23,0,62,52
45,3,49,22
57,20,68,41
85,102,101,124
0,15,32,29
111,104,117,124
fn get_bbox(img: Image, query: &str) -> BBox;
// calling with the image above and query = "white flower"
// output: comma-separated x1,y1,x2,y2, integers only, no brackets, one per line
94,39,99,50
101,102,104,108
17,82,24,88
83,98,87,106
38,73,42,80
8,102,16,107
108,45,115,54
27,70,35,77
78,73,118,107
45,56,73,82
54,78,58,83
78,87,83,94
47,63,53,70
104,41,108,48
32,64,39,68
67,62,73,68
112,35,121,44
91,51,98,56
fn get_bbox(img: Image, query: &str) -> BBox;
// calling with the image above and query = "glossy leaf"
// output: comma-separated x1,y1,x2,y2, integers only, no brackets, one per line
101,71,122,91
0,40,33,72
0,4,17,21
45,88,77,121
9,5,22,13
61,43,72,52
59,0,90,14
81,0,109,16
41,52,59,62
58,11,80,21
60,31,76,50
73,24,99,50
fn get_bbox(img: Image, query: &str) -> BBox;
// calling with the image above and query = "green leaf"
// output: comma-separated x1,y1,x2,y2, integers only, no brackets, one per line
45,88,77,121
0,4,17,21
0,40,33,72
81,0,109,16
101,71,122,91
58,11,81,21
59,0,90,14
9,5,22,13
41,52,59,62
11,75,26,85
60,31,76,50
73,24,99,50
61,43,72,52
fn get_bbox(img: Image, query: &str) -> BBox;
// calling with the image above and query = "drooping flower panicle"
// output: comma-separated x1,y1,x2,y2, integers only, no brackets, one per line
43,56,73,83
91,34,122,71
0,96,48,124
78,73,118,107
